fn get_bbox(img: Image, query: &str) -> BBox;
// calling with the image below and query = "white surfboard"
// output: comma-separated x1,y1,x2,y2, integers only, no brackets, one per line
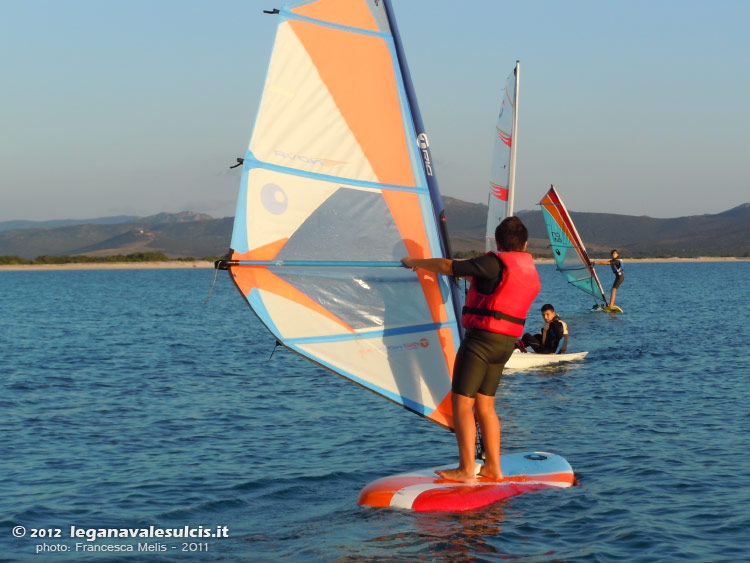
358,451,575,512
504,349,588,371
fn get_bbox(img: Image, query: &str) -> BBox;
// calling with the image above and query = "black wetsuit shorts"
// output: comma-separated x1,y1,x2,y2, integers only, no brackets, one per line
612,272,625,289
452,328,517,398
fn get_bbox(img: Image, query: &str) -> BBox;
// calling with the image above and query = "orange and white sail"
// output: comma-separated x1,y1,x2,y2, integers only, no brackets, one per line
226,0,462,429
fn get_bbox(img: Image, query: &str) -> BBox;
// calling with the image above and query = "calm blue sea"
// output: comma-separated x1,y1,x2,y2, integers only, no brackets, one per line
2,263,749,562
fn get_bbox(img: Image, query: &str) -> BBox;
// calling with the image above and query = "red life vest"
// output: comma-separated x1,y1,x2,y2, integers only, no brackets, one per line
461,251,541,337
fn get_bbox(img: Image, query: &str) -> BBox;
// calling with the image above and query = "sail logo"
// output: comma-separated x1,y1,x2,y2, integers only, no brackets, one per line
387,338,430,352
490,183,508,201
417,134,433,177
261,183,288,215
273,150,346,167
497,127,512,147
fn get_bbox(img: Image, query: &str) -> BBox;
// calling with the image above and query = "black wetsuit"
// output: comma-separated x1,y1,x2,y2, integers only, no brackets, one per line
451,255,518,398
610,259,625,289
522,316,565,354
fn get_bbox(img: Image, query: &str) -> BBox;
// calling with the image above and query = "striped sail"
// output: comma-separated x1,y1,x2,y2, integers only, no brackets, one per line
485,62,519,251
226,0,462,429
539,186,608,306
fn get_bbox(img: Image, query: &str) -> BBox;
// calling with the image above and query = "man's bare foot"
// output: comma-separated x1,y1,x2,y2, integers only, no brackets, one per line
435,467,476,483
477,467,504,481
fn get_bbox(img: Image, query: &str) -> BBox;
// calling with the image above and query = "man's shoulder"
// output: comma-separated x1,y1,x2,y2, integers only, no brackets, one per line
476,253,505,268
453,252,503,279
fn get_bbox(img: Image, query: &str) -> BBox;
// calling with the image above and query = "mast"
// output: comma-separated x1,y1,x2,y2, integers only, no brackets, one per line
382,0,448,254
507,60,520,217
382,0,464,332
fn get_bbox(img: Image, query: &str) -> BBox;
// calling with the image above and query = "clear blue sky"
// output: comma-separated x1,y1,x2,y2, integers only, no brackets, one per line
1,0,748,222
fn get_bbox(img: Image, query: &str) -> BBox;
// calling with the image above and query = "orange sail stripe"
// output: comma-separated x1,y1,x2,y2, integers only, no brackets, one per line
437,327,456,377
429,390,454,430
381,190,446,323
541,196,588,265
231,237,289,262
231,266,354,333
382,190,424,251
382,190,456,423
426,326,457,429
291,0,380,32
289,20,415,188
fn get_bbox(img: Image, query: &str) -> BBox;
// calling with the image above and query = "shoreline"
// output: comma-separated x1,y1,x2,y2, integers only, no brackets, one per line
0,261,217,271
0,256,747,271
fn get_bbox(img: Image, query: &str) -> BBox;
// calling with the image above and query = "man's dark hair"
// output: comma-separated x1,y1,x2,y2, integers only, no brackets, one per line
495,216,529,251
541,303,555,313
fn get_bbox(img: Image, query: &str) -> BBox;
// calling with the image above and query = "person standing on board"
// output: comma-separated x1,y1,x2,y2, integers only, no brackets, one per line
401,216,540,483
520,303,568,354
594,249,624,308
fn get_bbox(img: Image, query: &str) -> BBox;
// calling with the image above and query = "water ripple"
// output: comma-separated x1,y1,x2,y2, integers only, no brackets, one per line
1,265,748,560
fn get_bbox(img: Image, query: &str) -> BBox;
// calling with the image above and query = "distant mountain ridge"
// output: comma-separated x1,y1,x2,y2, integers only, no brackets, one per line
0,211,231,260
1,203,748,260
0,215,139,233
443,198,750,258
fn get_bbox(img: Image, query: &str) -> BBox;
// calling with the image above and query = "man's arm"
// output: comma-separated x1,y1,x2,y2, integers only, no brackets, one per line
401,257,453,275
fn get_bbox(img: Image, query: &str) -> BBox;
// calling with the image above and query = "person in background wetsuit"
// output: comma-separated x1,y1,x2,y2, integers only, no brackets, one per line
401,216,540,483
520,304,568,354
594,249,624,308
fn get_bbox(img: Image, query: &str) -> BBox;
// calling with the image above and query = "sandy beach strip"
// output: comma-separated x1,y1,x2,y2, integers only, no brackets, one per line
0,256,747,271
0,261,217,271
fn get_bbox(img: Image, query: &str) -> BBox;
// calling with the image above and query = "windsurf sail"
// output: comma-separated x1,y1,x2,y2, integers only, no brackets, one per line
222,0,462,430
485,61,520,251
539,186,608,306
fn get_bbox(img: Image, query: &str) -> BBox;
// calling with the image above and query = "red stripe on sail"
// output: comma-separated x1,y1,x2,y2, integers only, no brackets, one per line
497,128,512,147
490,183,508,201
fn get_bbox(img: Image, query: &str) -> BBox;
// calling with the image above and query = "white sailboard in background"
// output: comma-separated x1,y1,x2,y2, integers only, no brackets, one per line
220,0,575,512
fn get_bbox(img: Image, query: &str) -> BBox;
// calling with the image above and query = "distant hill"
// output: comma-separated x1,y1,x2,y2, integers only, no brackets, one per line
0,212,232,260
0,215,139,233
1,202,748,260
443,197,750,258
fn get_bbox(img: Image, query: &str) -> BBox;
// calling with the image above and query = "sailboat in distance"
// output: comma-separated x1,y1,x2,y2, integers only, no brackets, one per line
539,185,621,312
486,61,520,251
219,0,575,512
487,63,588,369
